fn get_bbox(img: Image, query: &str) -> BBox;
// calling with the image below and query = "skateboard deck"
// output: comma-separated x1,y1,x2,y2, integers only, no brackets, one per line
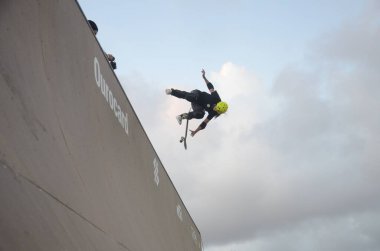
179,108,191,150
179,117,189,150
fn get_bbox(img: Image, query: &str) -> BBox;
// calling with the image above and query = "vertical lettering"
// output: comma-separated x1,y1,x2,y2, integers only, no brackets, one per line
191,226,197,241
104,83,109,101
94,57,101,87
124,113,129,135
93,56,129,137
101,77,106,95
118,109,124,125
116,104,121,121
108,91,114,110
153,157,159,186
177,205,183,221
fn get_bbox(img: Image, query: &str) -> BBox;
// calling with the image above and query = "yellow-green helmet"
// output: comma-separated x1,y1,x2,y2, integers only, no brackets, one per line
214,101,228,114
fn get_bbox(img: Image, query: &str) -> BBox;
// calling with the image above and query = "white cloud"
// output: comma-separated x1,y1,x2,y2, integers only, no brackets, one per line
120,3,380,250
207,211,380,251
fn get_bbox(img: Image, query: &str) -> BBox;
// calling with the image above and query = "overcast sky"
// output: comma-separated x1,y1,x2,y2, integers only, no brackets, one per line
79,0,380,250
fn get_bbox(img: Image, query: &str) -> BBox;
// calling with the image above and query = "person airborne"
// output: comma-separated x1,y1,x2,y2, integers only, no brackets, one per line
166,69,228,137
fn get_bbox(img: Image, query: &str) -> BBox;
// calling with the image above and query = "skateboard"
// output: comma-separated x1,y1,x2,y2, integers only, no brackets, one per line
179,108,191,150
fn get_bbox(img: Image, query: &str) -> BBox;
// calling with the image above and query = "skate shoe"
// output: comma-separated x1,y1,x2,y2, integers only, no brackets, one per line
176,113,188,125
176,115,183,125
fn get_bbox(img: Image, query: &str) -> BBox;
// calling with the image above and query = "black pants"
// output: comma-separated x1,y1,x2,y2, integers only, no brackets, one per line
171,89,205,120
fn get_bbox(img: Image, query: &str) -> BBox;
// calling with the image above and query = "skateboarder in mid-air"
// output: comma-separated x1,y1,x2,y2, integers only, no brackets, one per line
166,69,228,137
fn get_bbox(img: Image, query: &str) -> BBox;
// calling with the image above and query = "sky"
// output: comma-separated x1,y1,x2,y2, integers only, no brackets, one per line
78,1,380,250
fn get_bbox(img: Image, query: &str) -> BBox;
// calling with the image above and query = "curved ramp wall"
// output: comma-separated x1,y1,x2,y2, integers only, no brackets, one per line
0,0,202,250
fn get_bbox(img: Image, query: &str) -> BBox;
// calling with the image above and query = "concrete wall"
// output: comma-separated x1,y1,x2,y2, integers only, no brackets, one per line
0,0,202,250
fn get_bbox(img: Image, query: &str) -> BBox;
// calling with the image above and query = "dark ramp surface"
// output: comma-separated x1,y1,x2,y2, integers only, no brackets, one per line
0,0,202,250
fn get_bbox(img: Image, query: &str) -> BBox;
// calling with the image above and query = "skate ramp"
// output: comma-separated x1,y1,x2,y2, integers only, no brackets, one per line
0,0,202,250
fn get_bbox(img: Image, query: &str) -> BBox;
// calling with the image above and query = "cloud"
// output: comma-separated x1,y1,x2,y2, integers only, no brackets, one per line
197,6,380,250
120,3,380,250
207,210,380,251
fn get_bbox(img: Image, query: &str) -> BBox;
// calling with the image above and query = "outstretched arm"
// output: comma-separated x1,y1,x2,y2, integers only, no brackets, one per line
190,118,210,137
202,69,215,93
